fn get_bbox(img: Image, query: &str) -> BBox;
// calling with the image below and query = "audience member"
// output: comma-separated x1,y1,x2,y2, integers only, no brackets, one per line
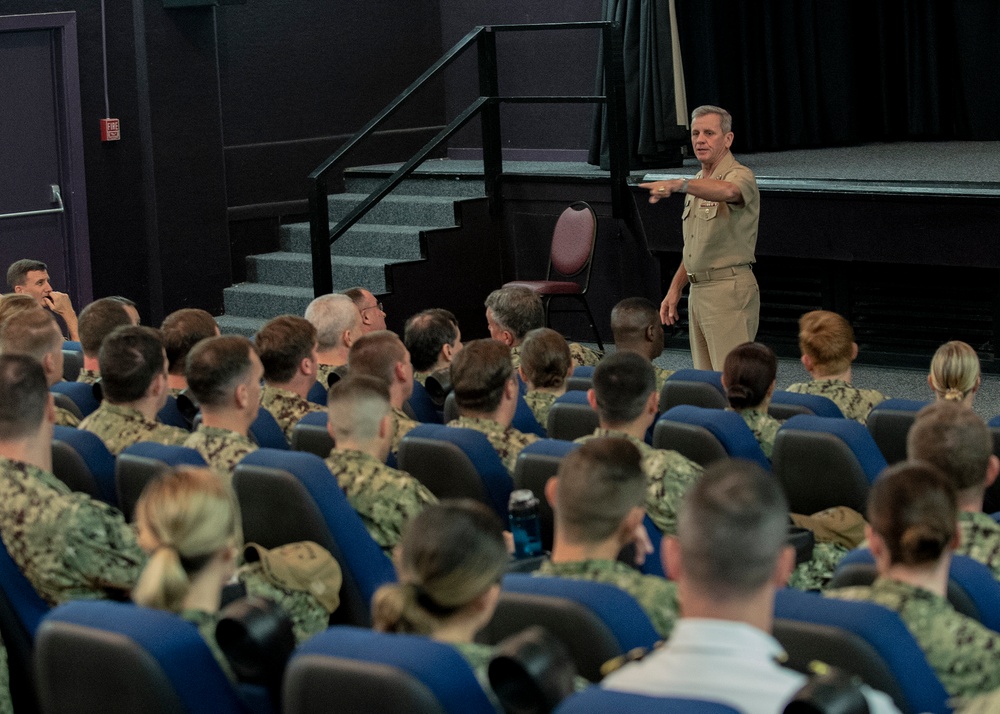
450,339,539,476
576,352,702,535
6,259,79,340
826,462,1000,699
160,308,219,396
344,287,387,334
0,308,78,426
324,376,437,551
78,326,188,454
348,330,418,454
722,341,782,458
786,310,887,423
519,327,572,427
404,308,462,385
610,297,673,392
305,293,362,388
485,286,601,368
538,437,679,638
929,340,980,406
107,295,141,325
75,297,134,383
254,315,325,442
602,458,899,714
183,336,262,480
0,294,39,327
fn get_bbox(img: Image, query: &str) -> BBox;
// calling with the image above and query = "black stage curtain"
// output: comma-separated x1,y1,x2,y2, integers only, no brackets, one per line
673,0,1000,152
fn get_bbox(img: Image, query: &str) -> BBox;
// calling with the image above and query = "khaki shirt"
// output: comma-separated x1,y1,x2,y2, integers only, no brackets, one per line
183,425,258,482
450,416,539,477
79,403,189,455
261,385,324,443
681,151,759,274
785,378,887,424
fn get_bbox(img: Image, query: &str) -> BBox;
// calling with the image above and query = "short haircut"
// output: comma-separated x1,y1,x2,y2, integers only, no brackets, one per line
305,294,361,350
327,375,391,442
520,328,571,389
908,401,992,493
611,297,660,345
929,341,980,402
7,259,47,290
107,295,137,309
798,310,854,374
485,287,544,341
868,461,956,567
348,330,407,386
404,309,459,373
160,309,218,375
0,354,49,439
78,298,133,357
723,342,777,410
554,438,645,544
98,326,166,403
254,315,316,383
343,287,368,309
0,295,40,326
450,339,512,414
678,458,788,598
0,308,62,362
591,351,656,425
691,105,733,134
185,336,256,407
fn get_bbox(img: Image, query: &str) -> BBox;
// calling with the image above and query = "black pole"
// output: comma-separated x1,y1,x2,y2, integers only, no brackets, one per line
602,22,629,218
477,29,503,220
309,175,333,297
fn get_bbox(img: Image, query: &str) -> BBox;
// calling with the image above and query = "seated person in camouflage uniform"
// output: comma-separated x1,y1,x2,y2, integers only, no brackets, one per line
908,401,1000,581
928,340,981,407
826,462,1000,700
576,352,702,535
450,339,539,477
344,286,387,335
75,297,137,384
255,315,325,443
485,286,601,369
537,437,679,638
0,308,79,426
183,336,263,481
79,326,189,454
721,341,782,459
610,297,673,393
324,376,437,551
160,308,218,397
348,330,419,454
305,293,362,389
785,310,887,423
519,327,572,428
602,458,900,714
404,308,462,387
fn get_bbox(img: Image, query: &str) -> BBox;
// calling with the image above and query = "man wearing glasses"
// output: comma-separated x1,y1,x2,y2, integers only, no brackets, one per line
344,287,387,334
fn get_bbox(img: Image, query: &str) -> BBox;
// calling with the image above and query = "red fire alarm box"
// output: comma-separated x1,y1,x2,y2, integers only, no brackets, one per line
100,118,121,142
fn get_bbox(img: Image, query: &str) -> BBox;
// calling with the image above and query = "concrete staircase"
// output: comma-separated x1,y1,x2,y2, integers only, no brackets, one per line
216,169,486,336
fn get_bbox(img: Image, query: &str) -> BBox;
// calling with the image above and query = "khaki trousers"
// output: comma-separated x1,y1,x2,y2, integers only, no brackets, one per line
688,270,759,370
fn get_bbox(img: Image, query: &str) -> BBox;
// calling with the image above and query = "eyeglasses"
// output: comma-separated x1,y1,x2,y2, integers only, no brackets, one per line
361,301,384,314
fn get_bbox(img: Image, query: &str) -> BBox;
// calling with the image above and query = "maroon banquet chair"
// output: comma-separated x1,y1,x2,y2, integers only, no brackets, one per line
504,201,603,350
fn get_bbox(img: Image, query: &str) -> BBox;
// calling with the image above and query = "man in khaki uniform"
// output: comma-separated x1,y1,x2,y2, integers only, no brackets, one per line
0,308,78,426
610,297,673,393
324,376,437,552
183,336,263,481
79,326,189,454
305,293,362,389
255,315,325,443
348,330,419,453
641,105,760,370
75,297,136,384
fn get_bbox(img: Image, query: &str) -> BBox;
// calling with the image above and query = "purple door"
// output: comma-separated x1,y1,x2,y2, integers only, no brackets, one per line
0,12,91,304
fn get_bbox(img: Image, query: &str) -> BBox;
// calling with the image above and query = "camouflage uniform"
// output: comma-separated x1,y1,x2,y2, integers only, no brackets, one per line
183,425,258,482
168,386,185,398
523,390,558,429
55,405,80,428
79,403,189,455
324,449,437,551
76,368,99,384
575,428,703,535
957,511,1000,581
414,371,430,387
787,540,848,591
0,456,145,605
261,385,325,443
535,559,679,638
454,642,504,712
735,407,782,459
392,406,420,454
653,366,674,396
450,416,540,477
181,609,237,682
0,641,10,714
827,576,1000,698
317,363,347,389
238,563,331,643
511,343,603,370
785,379,887,424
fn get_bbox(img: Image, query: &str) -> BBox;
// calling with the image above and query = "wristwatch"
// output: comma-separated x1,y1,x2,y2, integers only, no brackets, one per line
679,179,689,193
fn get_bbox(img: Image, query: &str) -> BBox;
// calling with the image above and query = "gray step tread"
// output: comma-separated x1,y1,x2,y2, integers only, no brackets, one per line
250,252,406,267
330,193,461,205
224,283,315,297
215,315,267,331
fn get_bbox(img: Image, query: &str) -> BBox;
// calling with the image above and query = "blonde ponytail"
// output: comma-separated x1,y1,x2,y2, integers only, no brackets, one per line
132,546,191,612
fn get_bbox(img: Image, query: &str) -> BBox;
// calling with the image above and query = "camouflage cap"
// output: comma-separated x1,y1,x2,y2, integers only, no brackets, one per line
243,540,342,613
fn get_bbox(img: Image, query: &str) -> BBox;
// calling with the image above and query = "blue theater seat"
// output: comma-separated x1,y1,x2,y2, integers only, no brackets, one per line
768,390,844,420
50,381,101,418
565,364,594,392
116,442,208,522
0,535,50,712
157,395,193,430
52,425,117,506
556,690,739,714
546,391,599,442
658,369,727,412
406,380,443,424
249,408,289,450
306,379,328,406
653,405,771,469
289,411,333,458
865,398,932,464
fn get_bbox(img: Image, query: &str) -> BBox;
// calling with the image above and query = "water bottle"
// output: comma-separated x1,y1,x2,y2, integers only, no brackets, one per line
509,489,543,559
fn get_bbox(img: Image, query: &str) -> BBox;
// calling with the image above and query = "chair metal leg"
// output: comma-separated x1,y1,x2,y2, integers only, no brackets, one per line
576,295,604,351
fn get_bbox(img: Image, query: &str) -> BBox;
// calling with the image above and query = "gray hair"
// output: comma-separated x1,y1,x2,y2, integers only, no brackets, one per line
305,294,361,350
484,286,544,341
691,105,732,134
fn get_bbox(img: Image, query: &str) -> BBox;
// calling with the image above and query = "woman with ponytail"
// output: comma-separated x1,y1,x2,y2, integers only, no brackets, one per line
722,342,782,458
929,341,980,406
826,462,1000,699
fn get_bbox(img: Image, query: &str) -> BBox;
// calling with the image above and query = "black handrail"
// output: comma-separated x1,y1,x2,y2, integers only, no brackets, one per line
308,21,629,297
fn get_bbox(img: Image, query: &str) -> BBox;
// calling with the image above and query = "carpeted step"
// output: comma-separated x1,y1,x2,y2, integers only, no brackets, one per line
343,174,486,198
246,252,394,291
280,223,429,260
222,283,316,321
214,314,267,338
328,193,459,226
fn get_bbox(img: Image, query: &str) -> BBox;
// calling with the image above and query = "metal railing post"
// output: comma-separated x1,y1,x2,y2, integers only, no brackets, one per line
602,22,630,219
478,29,503,219
309,176,333,297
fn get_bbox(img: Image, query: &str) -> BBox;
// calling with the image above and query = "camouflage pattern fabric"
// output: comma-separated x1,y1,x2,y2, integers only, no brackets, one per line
261,385,325,443
79,403,189,455
827,576,1000,698
238,562,331,644
535,559,679,638
413,371,430,387
391,407,420,454
0,456,145,605
454,641,505,712
181,609,237,682
523,390,558,429
736,407,782,459
183,425,257,483
569,343,603,368
0,639,10,714
958,511,1000,581
654,366,674,396
168,386,185,398
575,428,703,536
786,540,848,591
55,405,80,428
324,449,437,551
784,378,887,424
317,363,347,389
450,416,540,477
76,368,99,385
